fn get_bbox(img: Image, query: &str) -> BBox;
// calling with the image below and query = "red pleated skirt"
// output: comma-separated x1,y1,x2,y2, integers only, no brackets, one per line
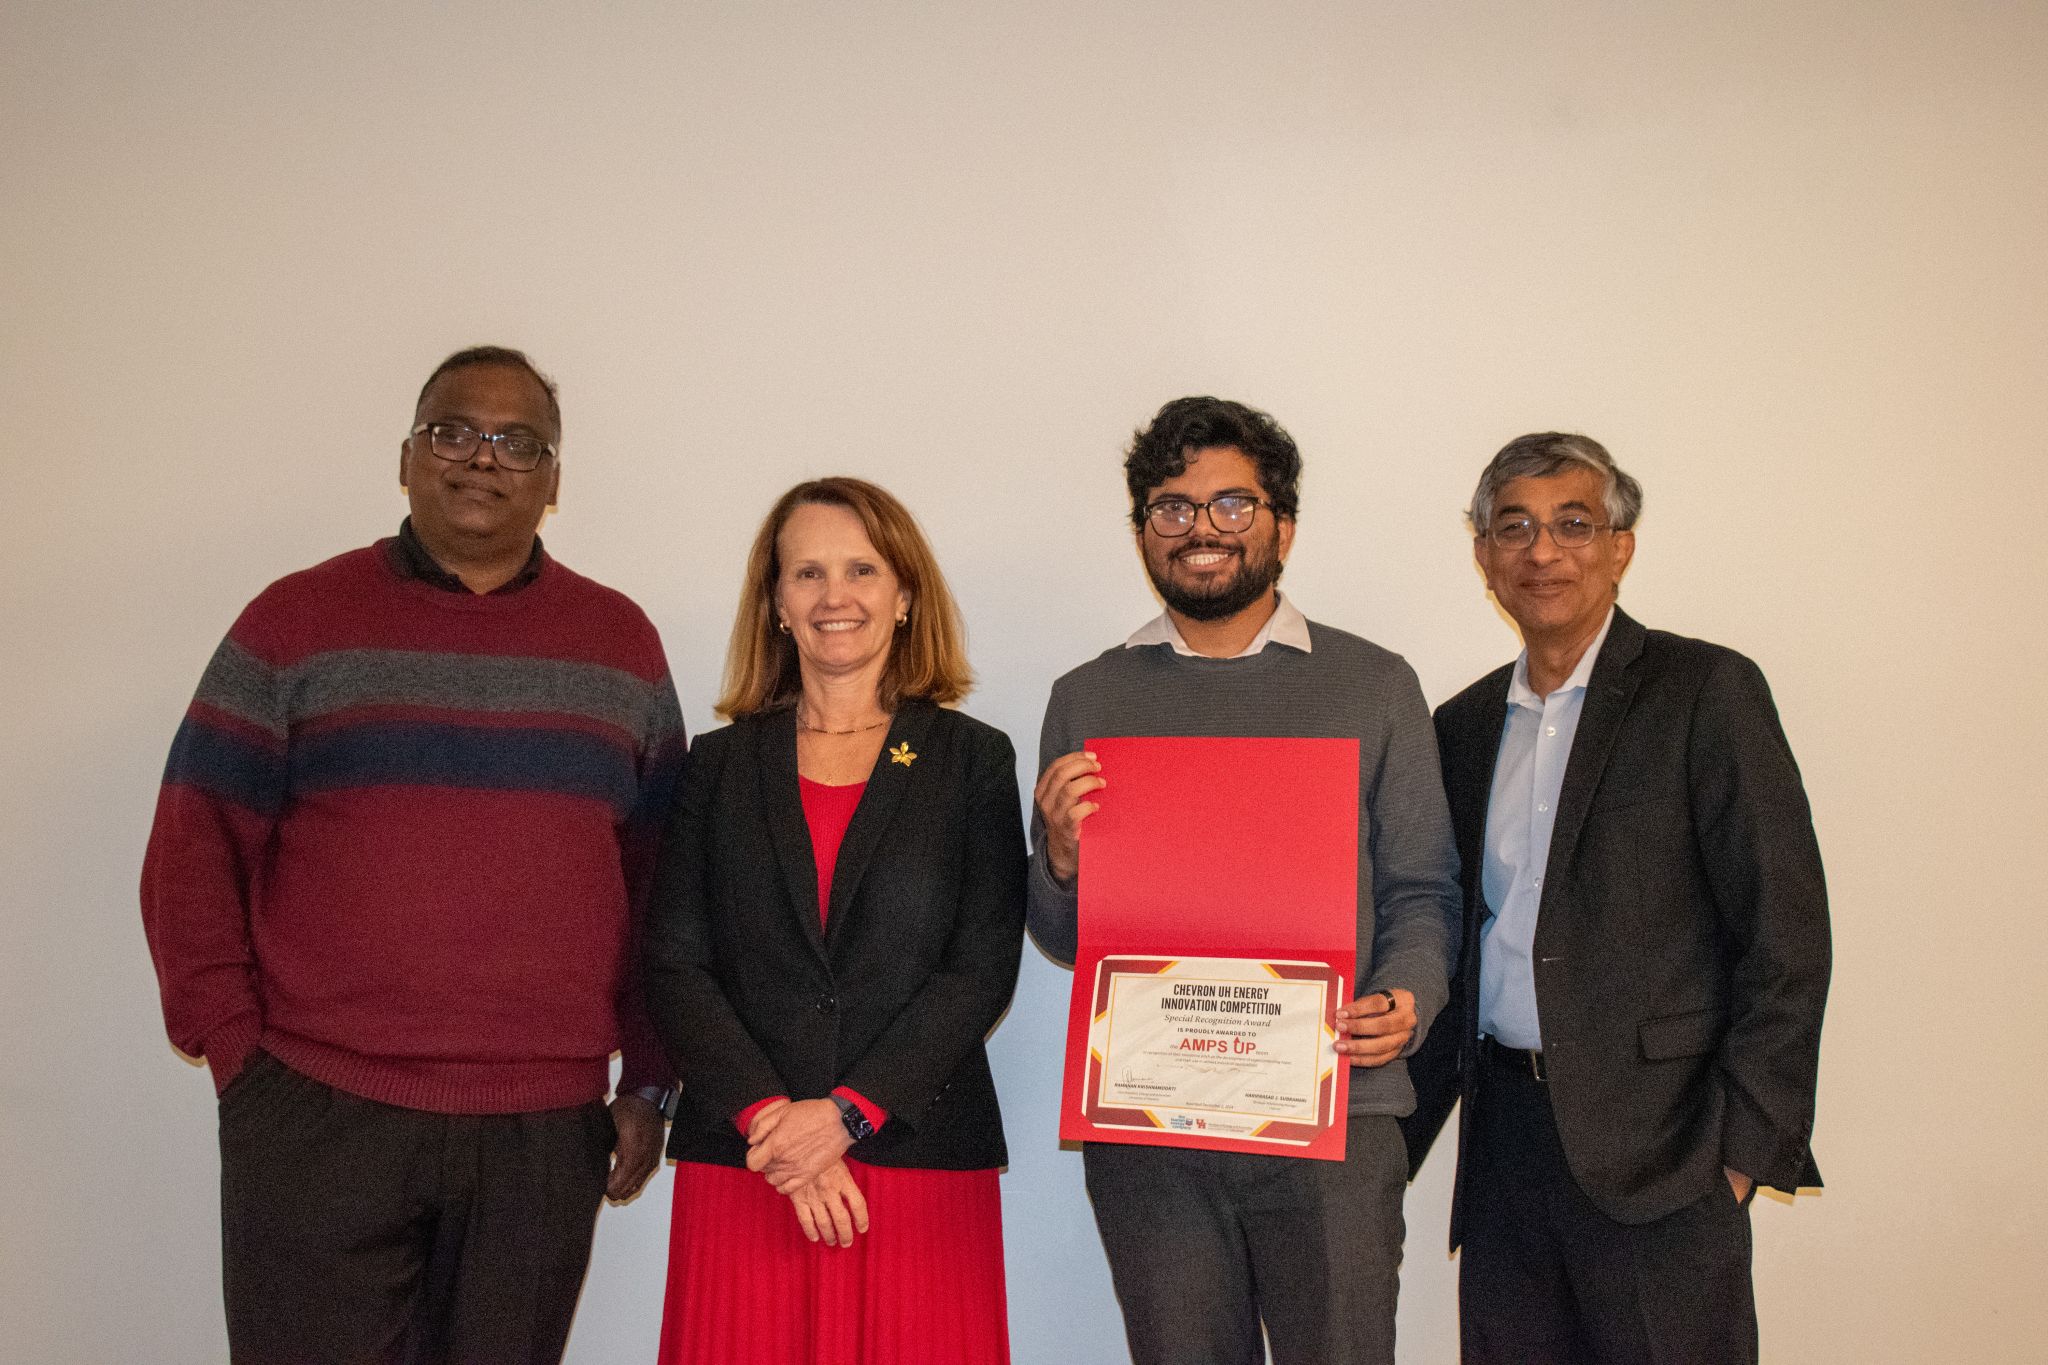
657,1158,1010,1365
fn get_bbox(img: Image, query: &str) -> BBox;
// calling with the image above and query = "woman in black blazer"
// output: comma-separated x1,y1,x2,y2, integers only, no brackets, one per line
644,477,1026,1365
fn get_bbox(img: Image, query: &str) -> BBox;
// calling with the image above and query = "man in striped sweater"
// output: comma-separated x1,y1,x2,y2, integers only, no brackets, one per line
141,347,687,1365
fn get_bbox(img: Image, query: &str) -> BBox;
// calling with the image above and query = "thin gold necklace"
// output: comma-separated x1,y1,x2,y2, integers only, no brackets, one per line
797,710,892,736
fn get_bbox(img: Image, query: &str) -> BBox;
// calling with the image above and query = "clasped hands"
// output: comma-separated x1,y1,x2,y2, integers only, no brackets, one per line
746,1098,870,1247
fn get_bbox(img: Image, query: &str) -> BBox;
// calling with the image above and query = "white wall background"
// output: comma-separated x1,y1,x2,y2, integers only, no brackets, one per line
4,1,2043,1360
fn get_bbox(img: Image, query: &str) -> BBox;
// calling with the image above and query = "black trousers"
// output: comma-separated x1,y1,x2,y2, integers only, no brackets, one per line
1082,1115,1407,1365
218,1052,614,1365
1460,1059,1757,1365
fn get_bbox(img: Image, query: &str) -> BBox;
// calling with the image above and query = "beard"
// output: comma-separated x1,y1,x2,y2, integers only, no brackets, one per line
1146,534,1286,622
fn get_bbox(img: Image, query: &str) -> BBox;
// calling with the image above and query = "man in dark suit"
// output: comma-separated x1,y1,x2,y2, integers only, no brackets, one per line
1404,432,1830,1364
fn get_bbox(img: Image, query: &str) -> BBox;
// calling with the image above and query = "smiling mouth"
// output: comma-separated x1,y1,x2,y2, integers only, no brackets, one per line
1173,545,1240,569
810,620,866,633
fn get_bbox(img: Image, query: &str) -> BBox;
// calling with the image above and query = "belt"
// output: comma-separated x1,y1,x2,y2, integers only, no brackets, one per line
1478,1034,1547,1082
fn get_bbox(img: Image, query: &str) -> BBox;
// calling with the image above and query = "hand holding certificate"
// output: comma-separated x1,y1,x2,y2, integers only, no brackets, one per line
1336,987,1419,1066
1058,737,1360,1160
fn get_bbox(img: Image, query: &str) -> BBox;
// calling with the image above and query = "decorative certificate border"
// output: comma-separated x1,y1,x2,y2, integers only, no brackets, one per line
1079,955,1343,1148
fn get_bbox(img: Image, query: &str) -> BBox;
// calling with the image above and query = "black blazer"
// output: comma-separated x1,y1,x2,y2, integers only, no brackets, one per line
643,700,1026,1171
1403,609,1830,1239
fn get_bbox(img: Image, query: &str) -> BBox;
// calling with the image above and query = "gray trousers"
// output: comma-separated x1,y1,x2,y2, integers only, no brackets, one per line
1082,1115,1407,1365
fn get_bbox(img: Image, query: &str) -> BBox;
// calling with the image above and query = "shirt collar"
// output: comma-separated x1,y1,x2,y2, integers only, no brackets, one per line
388,518,546,595
1124,593,1312,658
1508,606,1615,710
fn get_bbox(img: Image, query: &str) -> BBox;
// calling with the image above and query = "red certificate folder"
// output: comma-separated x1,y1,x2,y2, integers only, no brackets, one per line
1058,736,1359,1159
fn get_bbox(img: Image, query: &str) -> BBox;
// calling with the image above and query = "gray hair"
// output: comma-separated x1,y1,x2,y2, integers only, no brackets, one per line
1468,432,1643,534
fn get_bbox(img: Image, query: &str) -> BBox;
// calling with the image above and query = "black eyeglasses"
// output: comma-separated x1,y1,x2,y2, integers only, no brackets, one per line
1486,515,1610,550
1141,495,1273,538
410,422,555,473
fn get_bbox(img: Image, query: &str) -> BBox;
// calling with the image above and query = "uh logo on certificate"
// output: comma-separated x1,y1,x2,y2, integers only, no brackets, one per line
1058,736,1358,1160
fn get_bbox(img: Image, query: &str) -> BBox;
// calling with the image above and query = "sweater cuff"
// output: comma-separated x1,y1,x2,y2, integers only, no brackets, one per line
1032,849,1079,905
1025,851,1081,964
613,999,671,1096
734,1095,788,1138
205,1014,264,1095
615,1050,670,1098
832,1085,889,1131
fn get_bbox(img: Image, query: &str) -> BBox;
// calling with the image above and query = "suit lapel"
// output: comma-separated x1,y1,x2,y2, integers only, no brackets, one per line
1444,670,1512,1138
1538,609,1646,914
823,700,939,949
1448,674,1510,897
754,709,829,962
1450,671,1510,1019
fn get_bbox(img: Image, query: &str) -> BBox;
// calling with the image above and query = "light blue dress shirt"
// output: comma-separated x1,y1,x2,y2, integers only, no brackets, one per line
1477,608,1616,1051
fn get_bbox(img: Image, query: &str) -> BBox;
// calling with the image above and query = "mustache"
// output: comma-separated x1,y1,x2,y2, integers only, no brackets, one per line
1170,538,1241,561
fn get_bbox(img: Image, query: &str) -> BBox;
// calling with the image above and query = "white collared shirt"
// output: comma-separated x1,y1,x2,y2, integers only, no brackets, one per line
1477,607,1616,1050
1123,593,1313,658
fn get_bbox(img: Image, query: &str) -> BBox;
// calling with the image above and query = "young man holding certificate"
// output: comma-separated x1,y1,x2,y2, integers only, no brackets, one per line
1026,396,1460,1365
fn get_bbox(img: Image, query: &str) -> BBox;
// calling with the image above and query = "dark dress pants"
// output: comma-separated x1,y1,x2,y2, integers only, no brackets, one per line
1459,1056,1757,1365
1083,1115,1407,1365
218,1051,614,1365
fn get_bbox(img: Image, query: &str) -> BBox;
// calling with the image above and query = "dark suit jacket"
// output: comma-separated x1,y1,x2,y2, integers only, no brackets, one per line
1403,609,1829,1240
643,699,1027,1171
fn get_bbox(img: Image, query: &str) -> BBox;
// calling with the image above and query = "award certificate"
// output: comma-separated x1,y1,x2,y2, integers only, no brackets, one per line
1057,735,1361,1159
1082,955,1344,1147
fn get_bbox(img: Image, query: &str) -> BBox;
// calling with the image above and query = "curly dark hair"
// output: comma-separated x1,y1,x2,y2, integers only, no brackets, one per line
1124,396,1302,528
414,345,562,440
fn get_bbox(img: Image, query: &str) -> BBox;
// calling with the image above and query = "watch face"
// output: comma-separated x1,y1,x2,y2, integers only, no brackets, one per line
837,1100,874,1141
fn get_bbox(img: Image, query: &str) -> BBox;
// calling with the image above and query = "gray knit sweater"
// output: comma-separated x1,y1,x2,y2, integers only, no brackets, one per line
1026,619,1459,1117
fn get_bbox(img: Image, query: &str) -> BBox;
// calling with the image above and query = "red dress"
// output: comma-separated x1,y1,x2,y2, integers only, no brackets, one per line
656,777,1010,1365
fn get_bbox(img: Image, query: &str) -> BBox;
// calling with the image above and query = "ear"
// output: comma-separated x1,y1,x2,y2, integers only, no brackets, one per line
1610,528,1636,586
1275,514,1296,564
1473,537,1492,591
398,438,412,491
546,461,562,511
896,586,912,622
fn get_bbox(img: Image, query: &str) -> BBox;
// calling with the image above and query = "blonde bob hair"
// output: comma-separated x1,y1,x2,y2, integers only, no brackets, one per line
716,477,972,720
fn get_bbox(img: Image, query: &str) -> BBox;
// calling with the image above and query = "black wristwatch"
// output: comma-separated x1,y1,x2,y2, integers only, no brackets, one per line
830,1094,876,1142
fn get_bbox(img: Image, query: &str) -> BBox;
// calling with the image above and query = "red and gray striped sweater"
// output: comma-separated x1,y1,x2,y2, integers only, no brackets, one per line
141,538,687,1114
